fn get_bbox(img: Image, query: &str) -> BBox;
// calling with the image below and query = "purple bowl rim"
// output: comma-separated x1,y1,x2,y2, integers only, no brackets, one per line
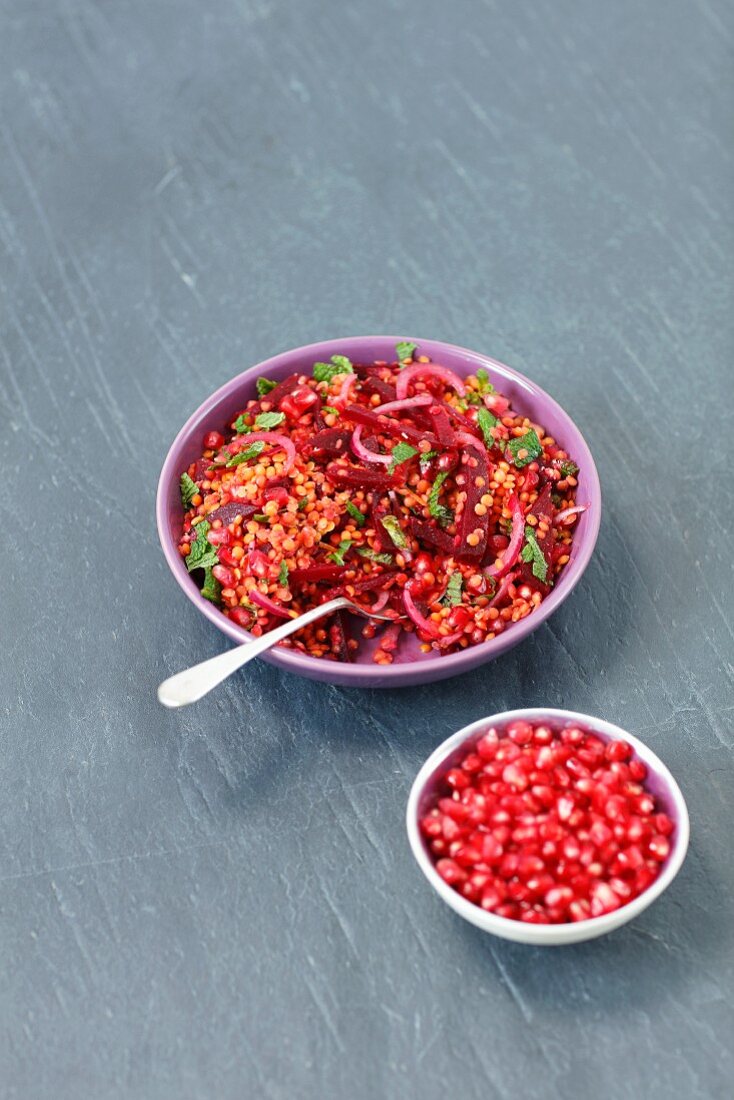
156,336,602,683
406,708,690,942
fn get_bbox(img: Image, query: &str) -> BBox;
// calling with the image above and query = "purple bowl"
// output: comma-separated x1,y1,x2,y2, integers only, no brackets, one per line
156,336,602,687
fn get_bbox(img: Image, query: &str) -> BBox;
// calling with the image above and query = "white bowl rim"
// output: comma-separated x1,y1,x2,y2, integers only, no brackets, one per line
406,707,690,945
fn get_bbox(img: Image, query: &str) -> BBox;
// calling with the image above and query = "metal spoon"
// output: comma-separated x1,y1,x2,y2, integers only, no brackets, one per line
157,597,398,708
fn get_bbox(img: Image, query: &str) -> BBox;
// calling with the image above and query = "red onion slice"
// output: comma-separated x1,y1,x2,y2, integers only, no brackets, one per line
485,494,525,578
554,504,588,526
231,431,296,475
373,394,433,415
402,589,464,648
351,424,393,465
395,363,467,401
249,587,294,619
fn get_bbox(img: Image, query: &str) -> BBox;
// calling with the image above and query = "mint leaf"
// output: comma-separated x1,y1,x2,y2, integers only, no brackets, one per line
396,340,417,362
297,497,309,511
428,471,453,527
226,441,266,467
253,513,268,522
357,547,394,565
185,522,218,573
507,428,542,468
388,441,418,473
278,560,289,586
322,406,340,417
440,572,463,606
476,407,499,447
254,411,285,430
558,459,579,478
328,539,352,565
233,413,252,434
345,501,366,527
475,368,494,394
380,515,408,549
313,355,353,383
520,525,549,582
256,377,278,396
200,565,222,603
180,472,198,508
419,448,439,472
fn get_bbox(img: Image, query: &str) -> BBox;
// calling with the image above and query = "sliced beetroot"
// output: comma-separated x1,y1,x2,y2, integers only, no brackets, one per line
302,428,352,459
249,372,301,416
207,501,259,526
518,483,556,588
427,405,456,446
326,463,400,491
455,443,491,562
344,405,439,449
328,612,352,662
289,564,347,586
361,377,397,403
409,517,458,556
371,497,397,551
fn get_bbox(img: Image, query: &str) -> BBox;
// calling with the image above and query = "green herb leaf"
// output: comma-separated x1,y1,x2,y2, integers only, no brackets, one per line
278,560,289,586
475,368,494,394
428,471,453,527
520,525,549,582
395,340,417,362
180,472,198,509
297,497,309,511
225,441,266,467
256,376,278,396
388,441,418,473
440,572,464,606
200,565,222,603
380,515,408,549
357,547,394,565
322,406,340,417
254,411,285,430
185,521,218,573
345,501,366,527
313,355,354,383
558,459,579,478
476,406,499,447
418,449,439,472
507,428,542,468
464,391,483,406
253,513,268,521
328,539,353,565
233,413,251,434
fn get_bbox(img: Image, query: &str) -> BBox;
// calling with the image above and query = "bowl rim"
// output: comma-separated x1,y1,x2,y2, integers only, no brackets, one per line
156,336,602,683
406,707,690,944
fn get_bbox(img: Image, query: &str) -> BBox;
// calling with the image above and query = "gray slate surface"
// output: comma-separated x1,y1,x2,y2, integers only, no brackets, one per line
1,1,732,1097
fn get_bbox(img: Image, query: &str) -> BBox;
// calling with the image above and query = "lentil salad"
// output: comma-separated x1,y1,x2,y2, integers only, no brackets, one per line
177,344,585,665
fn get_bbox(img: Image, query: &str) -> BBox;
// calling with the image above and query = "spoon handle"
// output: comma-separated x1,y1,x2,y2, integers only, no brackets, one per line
157,596,353,708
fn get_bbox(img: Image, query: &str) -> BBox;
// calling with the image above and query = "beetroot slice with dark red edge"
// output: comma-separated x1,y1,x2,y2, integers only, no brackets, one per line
517,482,556,588
207,502,259,526
409,517,457,555
455,443,491,562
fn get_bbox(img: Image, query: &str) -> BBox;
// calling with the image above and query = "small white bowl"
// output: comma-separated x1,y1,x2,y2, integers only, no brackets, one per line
406,708,690,946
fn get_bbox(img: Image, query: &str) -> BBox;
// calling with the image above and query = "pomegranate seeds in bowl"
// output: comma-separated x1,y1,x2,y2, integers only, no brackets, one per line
407,709,689,945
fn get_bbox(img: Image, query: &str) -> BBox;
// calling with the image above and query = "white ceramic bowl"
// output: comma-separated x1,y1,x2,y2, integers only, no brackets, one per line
406,708,690,946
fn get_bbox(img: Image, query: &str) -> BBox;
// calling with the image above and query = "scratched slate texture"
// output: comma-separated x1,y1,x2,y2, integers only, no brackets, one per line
0,0,732,1097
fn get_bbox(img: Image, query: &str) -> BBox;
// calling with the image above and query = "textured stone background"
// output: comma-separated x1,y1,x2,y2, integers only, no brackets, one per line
1,1,732,1097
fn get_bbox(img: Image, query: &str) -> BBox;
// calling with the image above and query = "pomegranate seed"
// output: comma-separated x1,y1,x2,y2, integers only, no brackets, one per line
212,565,235,587
206,527,231,546
436,859,467,886
507,720,534,745
424,721,672,925
227,606,252,628
648,835,670,862
203,430,224,450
